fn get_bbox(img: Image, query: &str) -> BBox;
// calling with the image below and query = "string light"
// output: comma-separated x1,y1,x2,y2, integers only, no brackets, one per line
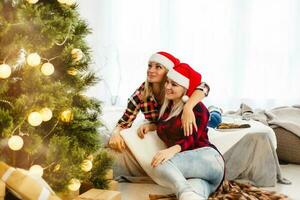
0,64,12,79
39,108,53,122
60,109,73,123
29,165,44,177
8,135,24,151
41,63,55,76
27,53,41,67
81,160,93,172
26,0,39,4
68,178,81,191
28,112,43,126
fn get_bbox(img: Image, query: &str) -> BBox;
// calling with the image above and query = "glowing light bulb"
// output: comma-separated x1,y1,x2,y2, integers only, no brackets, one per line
39,108,53,122
41,63,54,76
8,135,24,151
81,160,93,172
68,178,81,191
27,53,41,67
29,165,44,177
28,112,43,126
0,64,11,79
67,67,78,76
65,0,76,6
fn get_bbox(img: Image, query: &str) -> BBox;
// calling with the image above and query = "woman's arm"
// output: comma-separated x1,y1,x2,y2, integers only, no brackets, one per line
151,144,181,167
108,85,143,152
137,123,157,139
182,82,210,136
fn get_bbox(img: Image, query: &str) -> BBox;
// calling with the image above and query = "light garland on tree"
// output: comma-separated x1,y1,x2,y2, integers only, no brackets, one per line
39,108,53,122
27,111,43,126
8,135,24,151
29,165,44,177
68,178,81,191
27,53,41,67
0,63,11,79
41,62,55,76
81,159,93,172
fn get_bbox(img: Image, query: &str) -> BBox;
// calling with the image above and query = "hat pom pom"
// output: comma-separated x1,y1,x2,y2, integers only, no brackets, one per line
182,95,189,103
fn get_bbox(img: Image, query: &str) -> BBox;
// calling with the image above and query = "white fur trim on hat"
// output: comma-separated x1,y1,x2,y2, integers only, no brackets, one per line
149,53,174,69
167,68,189,89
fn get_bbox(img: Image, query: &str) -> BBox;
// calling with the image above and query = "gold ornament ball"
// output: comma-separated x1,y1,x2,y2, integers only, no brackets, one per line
27,0,39,4
27,53,41,67
71,48,83,62
65,0,76,6
39,108,53,122
41,63,55,76
8,135,24,151
68,178,81,191
53,164,61,172
67,67,78,76
29,165,44,177
81,160,93,172
28,112,43,126
60,109,73,123
0,64,11,79
87,154,94,161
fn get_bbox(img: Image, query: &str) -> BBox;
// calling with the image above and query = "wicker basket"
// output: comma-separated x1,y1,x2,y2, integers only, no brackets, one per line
273,127,300,164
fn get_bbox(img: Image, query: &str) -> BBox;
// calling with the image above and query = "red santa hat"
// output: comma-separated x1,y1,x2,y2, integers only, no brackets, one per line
149,51,180,70
167,63,202,102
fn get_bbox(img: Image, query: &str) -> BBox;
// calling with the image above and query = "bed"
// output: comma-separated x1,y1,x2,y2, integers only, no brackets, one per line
100,106,281,187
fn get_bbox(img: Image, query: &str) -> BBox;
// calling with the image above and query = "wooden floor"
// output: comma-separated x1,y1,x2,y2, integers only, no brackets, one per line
118,164,300,200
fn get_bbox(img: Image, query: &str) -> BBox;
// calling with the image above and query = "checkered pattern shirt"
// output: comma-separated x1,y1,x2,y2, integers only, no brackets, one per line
157,102,211,151
117,82,210,129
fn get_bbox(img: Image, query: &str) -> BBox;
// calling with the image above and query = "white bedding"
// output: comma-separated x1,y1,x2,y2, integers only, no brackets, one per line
120,118,277,186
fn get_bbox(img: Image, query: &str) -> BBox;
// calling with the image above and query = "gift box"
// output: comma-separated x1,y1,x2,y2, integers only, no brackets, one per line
0,180,5,200
0,162,61,200
75,189,121,200
108,180,118,191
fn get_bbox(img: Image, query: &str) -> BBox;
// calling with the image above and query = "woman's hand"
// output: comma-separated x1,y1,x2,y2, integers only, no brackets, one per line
182,105,197,136
137,123,156,139
108,127,126,152
151,145,181,167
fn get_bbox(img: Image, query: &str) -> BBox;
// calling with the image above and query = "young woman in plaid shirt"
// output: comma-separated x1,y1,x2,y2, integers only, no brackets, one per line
138,63,224,200
109,52,210,152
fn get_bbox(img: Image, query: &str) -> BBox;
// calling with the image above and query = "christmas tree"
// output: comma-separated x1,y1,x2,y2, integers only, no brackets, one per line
0,0,113,193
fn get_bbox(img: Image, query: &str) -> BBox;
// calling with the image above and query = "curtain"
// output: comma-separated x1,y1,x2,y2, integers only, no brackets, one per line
79,0,300,110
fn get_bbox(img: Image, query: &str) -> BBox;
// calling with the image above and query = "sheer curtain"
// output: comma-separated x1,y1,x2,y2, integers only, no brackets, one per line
79,0,300,110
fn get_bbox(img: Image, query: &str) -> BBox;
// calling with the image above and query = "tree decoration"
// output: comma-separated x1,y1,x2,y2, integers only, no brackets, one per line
29,165,44,177
8,135,24,151
68,178,81,191
67,67,78,76
41,62,55,76
60,109,73,123
81,159,93,172
71,48,84,62
0,64,12,79
39,108,53,122
27,112,43,126
27,53,41,67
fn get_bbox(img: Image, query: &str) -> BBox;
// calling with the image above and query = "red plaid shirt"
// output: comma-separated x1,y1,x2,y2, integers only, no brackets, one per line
157,102,211,151
117,82,210,129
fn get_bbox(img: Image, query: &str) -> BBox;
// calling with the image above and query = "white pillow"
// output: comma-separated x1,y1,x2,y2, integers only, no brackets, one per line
120,122,168,187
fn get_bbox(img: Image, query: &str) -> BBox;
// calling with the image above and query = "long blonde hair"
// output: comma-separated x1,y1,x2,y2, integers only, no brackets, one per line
142,66,167,103
158,88,187,121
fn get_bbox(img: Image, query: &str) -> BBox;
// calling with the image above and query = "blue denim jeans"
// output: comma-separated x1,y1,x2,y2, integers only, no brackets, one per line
153,147,224,199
